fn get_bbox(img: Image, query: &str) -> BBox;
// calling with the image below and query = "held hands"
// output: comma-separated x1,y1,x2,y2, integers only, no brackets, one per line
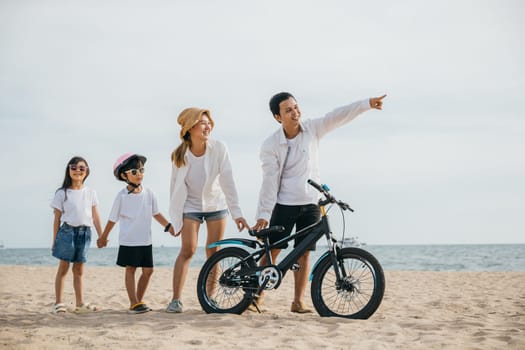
97,237,108,248
163,222,180,237
98,221,115,249
168,226,180,237
369,94,387,110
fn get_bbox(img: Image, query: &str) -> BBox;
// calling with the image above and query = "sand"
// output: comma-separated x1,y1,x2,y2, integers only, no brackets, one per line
0,265,524,349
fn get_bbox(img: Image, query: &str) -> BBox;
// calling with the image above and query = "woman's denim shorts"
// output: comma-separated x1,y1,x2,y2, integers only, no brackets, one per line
183,209,228,223
52,223,92,263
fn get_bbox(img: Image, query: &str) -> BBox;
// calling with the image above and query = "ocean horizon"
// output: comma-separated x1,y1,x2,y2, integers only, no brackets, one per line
1,243,524,272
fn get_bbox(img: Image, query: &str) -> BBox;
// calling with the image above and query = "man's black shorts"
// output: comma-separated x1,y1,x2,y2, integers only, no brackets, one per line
269,203,320,250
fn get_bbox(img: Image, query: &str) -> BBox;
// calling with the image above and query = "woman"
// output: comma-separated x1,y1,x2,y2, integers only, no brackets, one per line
167,107,248,313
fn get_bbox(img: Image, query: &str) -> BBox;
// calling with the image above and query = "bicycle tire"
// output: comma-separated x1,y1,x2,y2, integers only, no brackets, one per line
197,247,257,314
311,247,385,319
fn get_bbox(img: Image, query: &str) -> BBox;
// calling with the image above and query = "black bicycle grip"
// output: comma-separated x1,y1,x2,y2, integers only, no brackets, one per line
307,179,324,192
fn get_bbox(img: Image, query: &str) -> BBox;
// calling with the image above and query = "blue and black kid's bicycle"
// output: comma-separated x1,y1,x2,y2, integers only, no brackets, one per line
196,180,385,319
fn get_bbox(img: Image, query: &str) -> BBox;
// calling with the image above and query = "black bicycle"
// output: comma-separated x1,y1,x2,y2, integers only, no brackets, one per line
196,179,385,319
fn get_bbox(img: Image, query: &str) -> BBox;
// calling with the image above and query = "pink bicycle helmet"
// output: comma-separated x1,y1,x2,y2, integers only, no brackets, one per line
113,153,147,181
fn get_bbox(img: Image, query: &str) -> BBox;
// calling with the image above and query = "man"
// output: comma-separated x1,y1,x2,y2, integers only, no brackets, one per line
253,92,386,313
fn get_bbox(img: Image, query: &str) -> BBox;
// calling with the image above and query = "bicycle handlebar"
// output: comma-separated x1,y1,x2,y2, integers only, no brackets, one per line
307,179,354,212
307,179,325,193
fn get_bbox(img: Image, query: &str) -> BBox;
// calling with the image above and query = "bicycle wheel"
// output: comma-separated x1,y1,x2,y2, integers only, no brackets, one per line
197,247,257,314
311,247,385,319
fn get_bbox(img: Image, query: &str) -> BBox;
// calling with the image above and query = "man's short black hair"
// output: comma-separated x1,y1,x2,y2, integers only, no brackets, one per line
269,92,295,116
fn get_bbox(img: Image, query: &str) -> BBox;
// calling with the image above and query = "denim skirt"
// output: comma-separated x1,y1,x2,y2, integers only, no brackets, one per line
52,223,92,263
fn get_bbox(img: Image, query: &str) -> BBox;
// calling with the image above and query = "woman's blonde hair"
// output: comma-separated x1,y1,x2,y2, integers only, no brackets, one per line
171,137,191,168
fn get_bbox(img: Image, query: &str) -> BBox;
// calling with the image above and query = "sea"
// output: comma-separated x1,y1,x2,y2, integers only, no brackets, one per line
1,244,524,271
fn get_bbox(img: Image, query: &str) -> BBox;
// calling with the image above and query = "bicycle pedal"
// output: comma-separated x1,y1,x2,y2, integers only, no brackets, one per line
291,263,300,271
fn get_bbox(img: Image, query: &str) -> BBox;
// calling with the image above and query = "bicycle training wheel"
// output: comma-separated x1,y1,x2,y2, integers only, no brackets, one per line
311,247,385,319
196,247,257,314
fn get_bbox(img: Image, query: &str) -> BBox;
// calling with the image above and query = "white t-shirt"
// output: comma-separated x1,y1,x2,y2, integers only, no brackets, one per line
108,187,159,246
50,187,99,227
184,151,206,212
277,134,315,205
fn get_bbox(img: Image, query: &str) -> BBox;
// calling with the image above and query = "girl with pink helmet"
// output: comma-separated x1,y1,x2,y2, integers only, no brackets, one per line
97,153,176,314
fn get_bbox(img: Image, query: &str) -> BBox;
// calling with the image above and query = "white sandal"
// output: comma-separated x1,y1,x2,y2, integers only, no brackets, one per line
73,303,99,314
51,303,67,314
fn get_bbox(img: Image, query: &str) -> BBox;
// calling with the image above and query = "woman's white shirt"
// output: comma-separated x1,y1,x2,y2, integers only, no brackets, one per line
184,151,206,212
169,139,243,233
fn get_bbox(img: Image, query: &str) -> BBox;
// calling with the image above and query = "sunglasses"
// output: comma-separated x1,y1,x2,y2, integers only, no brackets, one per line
69,164,88,172
125,167,145,176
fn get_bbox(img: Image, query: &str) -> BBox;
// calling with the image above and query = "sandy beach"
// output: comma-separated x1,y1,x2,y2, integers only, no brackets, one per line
0,265,523,349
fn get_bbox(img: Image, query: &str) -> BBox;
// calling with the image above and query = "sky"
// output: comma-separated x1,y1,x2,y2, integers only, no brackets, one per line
0,0,523,248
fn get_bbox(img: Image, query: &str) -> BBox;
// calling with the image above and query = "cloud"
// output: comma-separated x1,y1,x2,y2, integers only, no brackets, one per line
1,0,524,247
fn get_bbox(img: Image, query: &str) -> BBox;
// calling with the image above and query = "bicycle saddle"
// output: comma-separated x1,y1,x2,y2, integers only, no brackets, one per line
248,225,285,239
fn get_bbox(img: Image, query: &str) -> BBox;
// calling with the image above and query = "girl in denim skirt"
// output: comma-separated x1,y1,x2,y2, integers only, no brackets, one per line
50,156,103,314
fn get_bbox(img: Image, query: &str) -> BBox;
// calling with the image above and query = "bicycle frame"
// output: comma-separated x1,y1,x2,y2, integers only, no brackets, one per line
209,203,339,282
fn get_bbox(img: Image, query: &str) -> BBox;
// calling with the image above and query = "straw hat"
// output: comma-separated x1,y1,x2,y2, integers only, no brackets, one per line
177,108,214,140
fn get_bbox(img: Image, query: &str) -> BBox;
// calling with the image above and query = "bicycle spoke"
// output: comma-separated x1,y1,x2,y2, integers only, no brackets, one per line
197,248,257,314
319,255,376,315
